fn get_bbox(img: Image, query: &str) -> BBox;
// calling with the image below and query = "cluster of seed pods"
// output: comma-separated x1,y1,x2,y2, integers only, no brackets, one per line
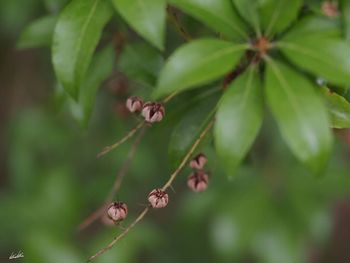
126,96,165,123
106,98,210,223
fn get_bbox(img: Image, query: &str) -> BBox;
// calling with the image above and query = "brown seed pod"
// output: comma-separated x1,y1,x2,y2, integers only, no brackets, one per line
107,202,128,222
141,102,165,123
148,188,169,208
126,96,143,113
189,153,207,170
187,171,209,193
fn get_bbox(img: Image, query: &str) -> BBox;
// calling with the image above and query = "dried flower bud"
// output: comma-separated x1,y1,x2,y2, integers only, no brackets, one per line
187,171,209,192
107,202,128,222
189,153,207,170
126,96,143,113
148,188,169,208
322,1,339,17
141,102,165,123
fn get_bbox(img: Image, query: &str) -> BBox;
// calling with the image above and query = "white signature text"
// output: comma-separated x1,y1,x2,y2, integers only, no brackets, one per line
9,251,24,260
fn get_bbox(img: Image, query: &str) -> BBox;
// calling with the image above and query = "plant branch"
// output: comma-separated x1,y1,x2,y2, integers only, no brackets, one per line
79,126,146,231
97,122,145,158
166,6,192,42
87,118,215,262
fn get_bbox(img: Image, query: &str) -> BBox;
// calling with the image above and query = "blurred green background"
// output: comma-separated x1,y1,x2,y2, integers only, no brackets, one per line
1,0,350,262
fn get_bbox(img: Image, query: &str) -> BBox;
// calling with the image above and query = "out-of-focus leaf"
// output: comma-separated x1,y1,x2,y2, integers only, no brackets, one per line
232,0,260,33
154,39,247,98
265,59,332,175
112,0,166,50
169,0,248,40
341,0,350,41
279,38,350,86
260,0,302,36
17,15,57,49
43,0,69,13
70,45,114,127
283,15,341,40
118,43,163,87
168,93,219,168
215,66,263,176
52,0,112,99
322,86,350,128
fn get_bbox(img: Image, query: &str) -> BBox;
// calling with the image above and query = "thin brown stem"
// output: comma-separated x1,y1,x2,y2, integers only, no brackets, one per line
97,122,145,158
162,91,178,104
87,118,215,262
87,206,150,262
162,119,214,190
79,127,146,231
166,6,192,42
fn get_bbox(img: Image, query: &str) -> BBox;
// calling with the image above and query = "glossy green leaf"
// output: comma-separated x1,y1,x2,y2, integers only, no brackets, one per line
118,43,163,87
279,38,350,86
169,94,219,168
71,45,115,127
52,0,112,99
215,66,263,176
341,0,350,41
322,87,350,129
260,0,302,36
283,15,341,40
154,39,247,98
169,0,247,40
17,15,57,49
232,0,260,33
112,0,166,50
265,59,332,175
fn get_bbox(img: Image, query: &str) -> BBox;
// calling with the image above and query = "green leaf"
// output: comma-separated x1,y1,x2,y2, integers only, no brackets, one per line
169,0,248,40
321,87,350,129
232,0,260,33
43,0,69,13
112,0,166,50
278,38,350,86
341,0,350,41
52,0,112,99
118,43,163,87
260,0,302,36
215,66,263,176
169,94,219,168
265,59,332,175
72,45,115,127
154,39,247,98
17,15,57,49
283,15,341,40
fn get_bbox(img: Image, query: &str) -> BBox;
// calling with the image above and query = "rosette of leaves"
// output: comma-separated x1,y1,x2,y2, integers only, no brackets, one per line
17,0,350,176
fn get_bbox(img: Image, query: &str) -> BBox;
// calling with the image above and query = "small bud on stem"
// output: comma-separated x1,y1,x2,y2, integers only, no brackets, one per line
126,96,143,113
148,188,169,208
189,153,207,170
187,171,209,192
107,202,128,222
141,102,165,123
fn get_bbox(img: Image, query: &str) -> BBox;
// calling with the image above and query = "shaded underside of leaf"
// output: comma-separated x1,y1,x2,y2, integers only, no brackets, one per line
168,93,219,168
118,43,163,87
75,45,115,127
215,65,263,176
265,59,332,175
